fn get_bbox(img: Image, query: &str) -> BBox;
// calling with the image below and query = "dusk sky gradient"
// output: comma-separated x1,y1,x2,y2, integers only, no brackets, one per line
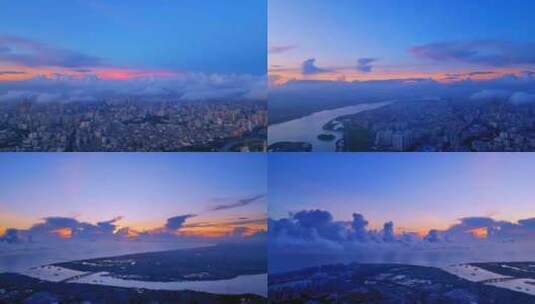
269,0,535,84
0,153,266,238
269,153,535,235
0,0,266,81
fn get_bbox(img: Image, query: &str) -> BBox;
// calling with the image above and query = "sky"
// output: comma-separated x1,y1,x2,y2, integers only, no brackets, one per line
269,0,535,84
0,0,266,102
269,153,535,235
0,153,267,240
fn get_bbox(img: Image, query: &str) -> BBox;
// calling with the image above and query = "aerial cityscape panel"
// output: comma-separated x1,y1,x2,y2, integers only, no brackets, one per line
268,0,535,152
268,153,535,303
0,153,268,303
0,0,267,152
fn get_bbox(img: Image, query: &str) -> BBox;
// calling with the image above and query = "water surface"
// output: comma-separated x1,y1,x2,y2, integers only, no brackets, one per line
268,102,390,151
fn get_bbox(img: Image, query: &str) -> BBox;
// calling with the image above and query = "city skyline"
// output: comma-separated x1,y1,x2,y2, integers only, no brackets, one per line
0,153,267,239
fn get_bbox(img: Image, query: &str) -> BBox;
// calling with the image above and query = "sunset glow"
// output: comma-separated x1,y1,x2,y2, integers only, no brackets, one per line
51,227,73,239
0,153,266,242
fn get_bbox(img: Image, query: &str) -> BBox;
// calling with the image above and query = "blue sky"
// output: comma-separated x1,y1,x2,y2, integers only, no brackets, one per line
269,0,535,82
0,0,266,76
269,153,535,232
0,153,267,236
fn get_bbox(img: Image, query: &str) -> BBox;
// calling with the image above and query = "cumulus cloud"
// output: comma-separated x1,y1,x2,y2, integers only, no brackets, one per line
411,40,535,67
269,210,535,272
0,34,103,68
356,58,378,73
165,214,196,231
269,45,297,54
302,58,330,75
210,194,265,211
270,209,535,245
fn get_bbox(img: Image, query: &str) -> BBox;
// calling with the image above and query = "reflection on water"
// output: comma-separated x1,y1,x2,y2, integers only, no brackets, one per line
268,102,390,151
74,272,268,296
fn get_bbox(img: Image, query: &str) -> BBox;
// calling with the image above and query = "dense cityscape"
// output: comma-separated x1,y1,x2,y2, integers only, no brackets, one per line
0,99,267,152
336,99,535,152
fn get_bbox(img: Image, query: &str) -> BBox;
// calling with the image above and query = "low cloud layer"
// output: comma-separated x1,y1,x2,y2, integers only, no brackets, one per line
270,72,535,113
0,73,267,103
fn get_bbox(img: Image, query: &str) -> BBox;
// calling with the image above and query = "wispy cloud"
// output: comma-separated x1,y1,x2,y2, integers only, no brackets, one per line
210,194,266,211
0,34,103,68
411,40,535,67
0,70,26,75
269,45,297,54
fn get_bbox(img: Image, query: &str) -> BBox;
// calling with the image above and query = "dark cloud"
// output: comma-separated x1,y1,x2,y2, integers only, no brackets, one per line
270,209,348,242
0,228,21,244
269,45,297,54
211,194,265,211
518,218,535,229
97,216,124,233
0,70,26,75
382,221,395,242
165,214,196,231
410,40,535,67
424,229,441,242
25,216,124,240
302,58,330,75
351,213,369,241
356,58,378,73
0,34,103,68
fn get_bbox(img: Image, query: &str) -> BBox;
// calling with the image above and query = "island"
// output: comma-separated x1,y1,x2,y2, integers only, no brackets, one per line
317,134,336,141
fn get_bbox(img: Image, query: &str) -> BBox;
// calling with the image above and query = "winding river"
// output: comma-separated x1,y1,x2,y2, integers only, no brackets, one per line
268,101,391,151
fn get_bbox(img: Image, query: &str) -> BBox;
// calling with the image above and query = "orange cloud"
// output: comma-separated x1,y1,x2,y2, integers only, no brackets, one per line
179,218,266,238
269,66,529,86
0,65,177,81
51,227,73,239
468,227,488,239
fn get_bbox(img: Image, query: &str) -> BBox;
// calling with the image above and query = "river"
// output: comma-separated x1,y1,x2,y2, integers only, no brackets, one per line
268,101,391,151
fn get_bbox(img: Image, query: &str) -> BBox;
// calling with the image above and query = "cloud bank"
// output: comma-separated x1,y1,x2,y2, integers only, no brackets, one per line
0,73,267,103
0,212,263,244
269,209,535,272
